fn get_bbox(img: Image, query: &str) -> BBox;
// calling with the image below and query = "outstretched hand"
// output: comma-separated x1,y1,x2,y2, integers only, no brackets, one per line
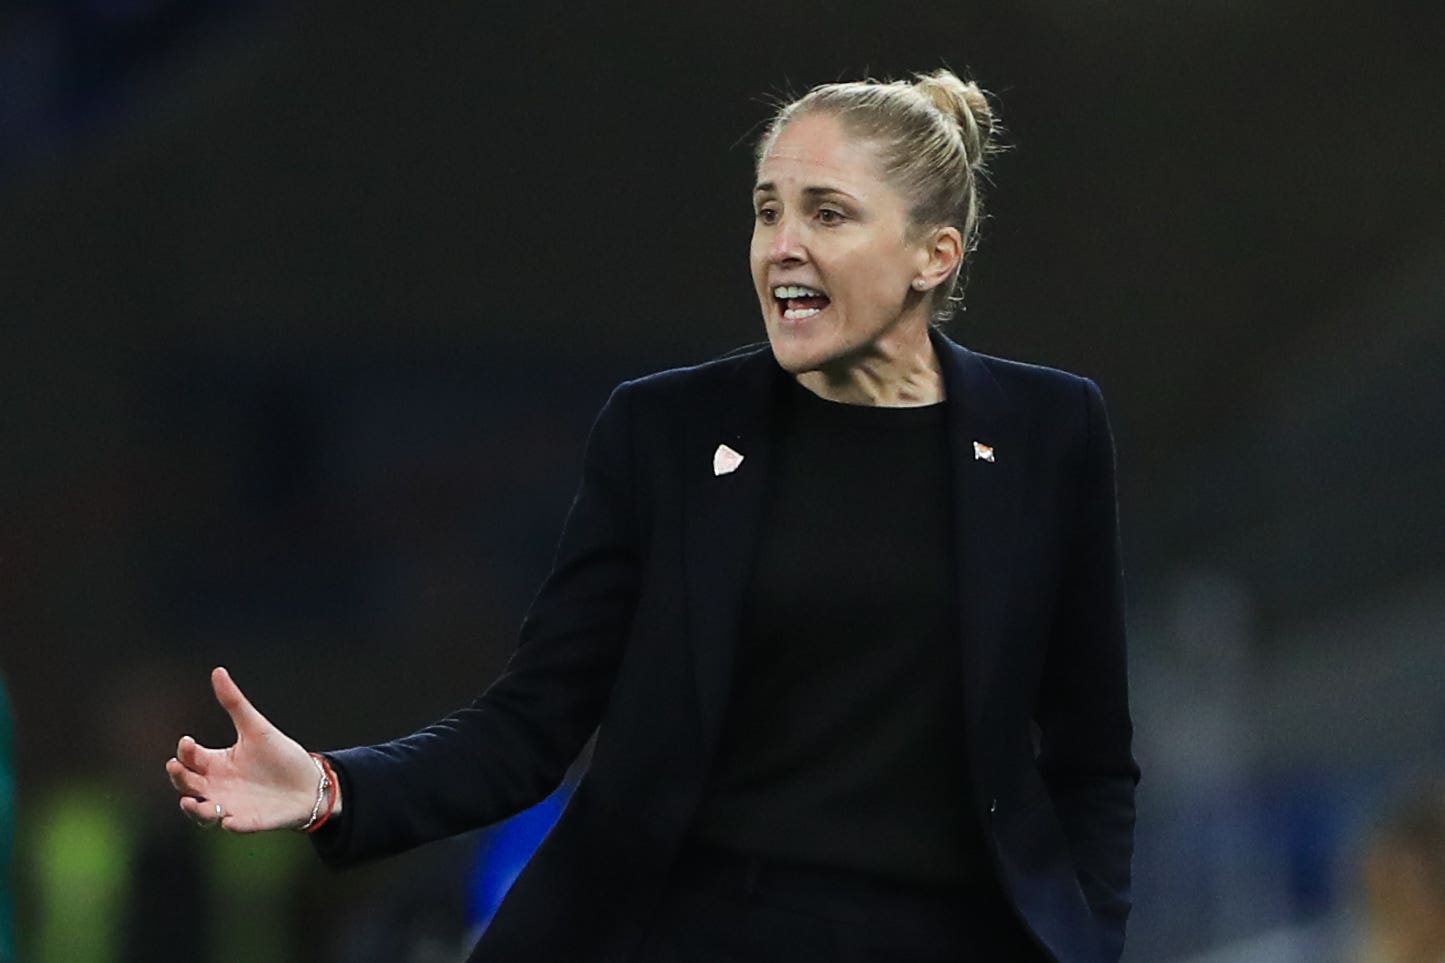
165,667,323,832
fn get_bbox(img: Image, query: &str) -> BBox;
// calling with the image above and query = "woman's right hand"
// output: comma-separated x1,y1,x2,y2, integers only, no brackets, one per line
165,666,336,832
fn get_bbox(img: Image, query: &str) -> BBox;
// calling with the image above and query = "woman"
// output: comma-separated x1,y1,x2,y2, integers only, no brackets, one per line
167,69,1138,962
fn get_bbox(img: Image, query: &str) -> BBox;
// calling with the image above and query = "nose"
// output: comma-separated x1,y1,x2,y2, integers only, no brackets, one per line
766,214,805,265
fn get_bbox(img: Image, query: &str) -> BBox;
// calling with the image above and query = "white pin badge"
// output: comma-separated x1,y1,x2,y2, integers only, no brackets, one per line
713,444,744,476
973,441,995,463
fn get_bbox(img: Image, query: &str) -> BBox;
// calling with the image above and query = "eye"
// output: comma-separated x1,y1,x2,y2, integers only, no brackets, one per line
817,207,845,225
755,205,779,225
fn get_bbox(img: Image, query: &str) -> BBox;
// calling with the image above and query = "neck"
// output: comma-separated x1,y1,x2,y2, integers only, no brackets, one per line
795,323,943,407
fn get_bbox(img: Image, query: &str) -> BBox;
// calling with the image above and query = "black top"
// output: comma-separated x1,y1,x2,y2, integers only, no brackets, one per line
689,378,988,884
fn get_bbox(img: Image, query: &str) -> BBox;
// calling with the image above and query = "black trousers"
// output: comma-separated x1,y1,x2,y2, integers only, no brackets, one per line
635,847,1050,963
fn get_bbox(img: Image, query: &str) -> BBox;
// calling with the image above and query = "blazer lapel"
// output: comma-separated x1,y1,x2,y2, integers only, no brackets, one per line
684,351,784,761
934,330,1024,735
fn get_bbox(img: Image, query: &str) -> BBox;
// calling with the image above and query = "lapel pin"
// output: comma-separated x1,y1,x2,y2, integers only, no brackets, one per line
713,444,744,476
973,441,995,463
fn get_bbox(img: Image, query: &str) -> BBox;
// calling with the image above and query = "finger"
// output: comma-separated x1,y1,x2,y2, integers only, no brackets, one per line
211,666,273,738
178,795,207,826
166,757,207,797
179,795,225,828
175,735,212,775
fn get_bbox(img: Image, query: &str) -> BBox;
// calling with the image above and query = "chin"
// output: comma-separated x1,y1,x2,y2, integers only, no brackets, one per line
765,331,831,374
767,323,865,376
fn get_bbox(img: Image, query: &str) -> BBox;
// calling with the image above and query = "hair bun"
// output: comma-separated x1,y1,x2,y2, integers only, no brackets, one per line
913,69,997,173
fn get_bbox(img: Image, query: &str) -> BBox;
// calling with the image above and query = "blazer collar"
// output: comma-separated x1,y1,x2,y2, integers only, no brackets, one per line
931,326,1015,429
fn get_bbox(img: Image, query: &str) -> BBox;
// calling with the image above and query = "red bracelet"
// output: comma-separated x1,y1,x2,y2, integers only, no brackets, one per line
301,752,340,834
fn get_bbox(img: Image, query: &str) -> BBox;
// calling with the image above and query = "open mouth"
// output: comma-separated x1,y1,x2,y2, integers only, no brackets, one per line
772,284,831,321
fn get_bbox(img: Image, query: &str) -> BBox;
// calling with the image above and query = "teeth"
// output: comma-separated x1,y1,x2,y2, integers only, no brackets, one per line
783,307,821,320
773,285,825,299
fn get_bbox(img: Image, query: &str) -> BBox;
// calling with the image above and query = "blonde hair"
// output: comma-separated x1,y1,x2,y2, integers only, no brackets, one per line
757,69,1002,322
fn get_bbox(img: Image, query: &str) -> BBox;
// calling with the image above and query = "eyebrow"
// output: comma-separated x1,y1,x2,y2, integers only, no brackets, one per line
752,182,857,201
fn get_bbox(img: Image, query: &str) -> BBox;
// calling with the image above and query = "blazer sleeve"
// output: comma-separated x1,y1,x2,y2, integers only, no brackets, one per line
312,382,641,867
1034,378,1140,961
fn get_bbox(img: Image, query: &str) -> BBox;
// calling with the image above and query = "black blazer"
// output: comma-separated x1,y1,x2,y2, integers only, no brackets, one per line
316,329,1139,963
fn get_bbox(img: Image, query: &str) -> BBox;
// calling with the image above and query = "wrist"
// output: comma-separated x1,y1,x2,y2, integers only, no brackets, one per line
298,752,340,833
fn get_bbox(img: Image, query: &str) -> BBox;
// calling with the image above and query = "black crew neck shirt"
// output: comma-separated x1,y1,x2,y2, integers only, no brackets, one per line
689,378,988,885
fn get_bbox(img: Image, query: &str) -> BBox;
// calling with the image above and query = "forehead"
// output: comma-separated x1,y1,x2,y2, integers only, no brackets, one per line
755,112,888,197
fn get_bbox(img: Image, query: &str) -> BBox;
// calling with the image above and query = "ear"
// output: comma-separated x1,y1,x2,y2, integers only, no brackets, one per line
913,226,964,292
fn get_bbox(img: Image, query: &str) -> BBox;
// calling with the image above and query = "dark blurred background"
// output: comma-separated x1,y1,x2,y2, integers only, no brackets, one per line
2,0,1443,960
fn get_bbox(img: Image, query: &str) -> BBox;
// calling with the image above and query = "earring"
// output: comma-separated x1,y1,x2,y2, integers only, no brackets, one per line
912,279,926,290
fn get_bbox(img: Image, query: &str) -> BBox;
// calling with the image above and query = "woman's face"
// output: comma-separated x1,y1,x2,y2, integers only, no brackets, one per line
751,111,937,375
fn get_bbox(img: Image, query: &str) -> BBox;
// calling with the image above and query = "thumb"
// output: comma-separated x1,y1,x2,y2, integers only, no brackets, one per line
211,666,273,738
